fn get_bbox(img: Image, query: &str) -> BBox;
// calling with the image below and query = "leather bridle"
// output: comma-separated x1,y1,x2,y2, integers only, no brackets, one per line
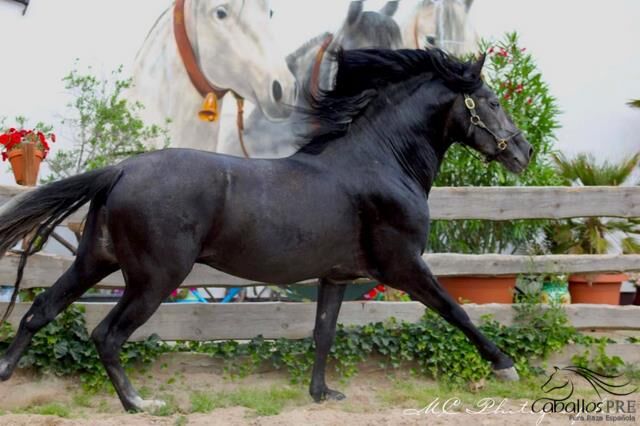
173,0,250,158
310,34,334,98
462,94,521,162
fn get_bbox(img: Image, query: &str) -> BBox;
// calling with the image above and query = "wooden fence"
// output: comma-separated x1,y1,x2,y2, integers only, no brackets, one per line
1,185,639,342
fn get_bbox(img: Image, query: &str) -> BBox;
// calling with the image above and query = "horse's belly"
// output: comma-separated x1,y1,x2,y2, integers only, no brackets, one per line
200,229,358,284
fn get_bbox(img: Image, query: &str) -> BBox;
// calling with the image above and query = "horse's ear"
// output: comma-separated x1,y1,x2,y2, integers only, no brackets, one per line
464,0,474,11
347,1,364,25
466,54,485,79
380,1,399,17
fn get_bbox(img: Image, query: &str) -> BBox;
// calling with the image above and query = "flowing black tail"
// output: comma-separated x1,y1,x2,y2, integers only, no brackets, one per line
0,167,123,323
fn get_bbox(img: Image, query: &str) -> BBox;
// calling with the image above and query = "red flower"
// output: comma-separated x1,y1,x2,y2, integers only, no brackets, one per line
488,47,495,54
50,133,56,142
527,98,533,105
504,93,511,100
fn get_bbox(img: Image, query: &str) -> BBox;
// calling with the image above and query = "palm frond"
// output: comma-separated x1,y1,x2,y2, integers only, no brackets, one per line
552,152,640,186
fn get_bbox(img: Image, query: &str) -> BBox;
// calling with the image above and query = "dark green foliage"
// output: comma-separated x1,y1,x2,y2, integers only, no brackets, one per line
431,32,561,253
0,299,626,389
0,304,166,391
546,153,640,254
182,299,580,386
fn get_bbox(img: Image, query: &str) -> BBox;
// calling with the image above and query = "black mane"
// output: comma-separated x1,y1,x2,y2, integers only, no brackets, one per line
297,48,483,154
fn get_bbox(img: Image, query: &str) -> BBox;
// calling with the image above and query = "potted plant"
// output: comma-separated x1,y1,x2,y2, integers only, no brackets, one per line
546,153,640,304
539,273,571,305
0,126,54,185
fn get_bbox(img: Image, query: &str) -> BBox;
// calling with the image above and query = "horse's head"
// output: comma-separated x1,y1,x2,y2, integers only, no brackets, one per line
335,1,404,50
190,0,296,120
410,0,475,55
447,55,532,174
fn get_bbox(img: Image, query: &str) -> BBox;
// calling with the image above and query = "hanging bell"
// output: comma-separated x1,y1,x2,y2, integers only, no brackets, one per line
198,92,219,122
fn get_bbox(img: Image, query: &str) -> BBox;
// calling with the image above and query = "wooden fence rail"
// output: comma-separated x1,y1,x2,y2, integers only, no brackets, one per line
2,302,639,341
1,252,640,289
2,185,640,225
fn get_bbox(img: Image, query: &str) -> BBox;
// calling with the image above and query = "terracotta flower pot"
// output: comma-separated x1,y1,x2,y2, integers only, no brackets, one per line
568,274,626,305
438,276,516,304
7,144,44,186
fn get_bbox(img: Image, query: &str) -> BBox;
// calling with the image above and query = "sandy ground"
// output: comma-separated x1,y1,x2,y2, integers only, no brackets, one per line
0,353,637,426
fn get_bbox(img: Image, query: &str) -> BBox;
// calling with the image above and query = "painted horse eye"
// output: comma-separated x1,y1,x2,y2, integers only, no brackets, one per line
215,7,228,20
426,35,436,46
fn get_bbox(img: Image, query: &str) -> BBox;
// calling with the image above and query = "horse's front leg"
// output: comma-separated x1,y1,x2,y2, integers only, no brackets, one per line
385,256,519,381
309,278,347,402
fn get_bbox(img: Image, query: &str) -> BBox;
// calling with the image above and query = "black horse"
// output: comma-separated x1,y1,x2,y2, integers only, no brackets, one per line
0,48,532,411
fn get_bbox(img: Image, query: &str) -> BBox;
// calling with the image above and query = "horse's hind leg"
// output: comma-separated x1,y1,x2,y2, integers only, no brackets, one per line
0,256,117,380
90,266,190,412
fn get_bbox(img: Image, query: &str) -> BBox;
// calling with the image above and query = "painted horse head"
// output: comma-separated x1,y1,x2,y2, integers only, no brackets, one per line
405,0,476,55
188,0,297,119
335,1,404,50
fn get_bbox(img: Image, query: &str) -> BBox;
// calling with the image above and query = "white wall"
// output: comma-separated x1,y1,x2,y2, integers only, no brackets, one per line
0,0,638,185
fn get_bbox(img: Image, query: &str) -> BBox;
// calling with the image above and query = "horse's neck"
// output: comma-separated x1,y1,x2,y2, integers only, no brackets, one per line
131,5,223,151
302,85,455,192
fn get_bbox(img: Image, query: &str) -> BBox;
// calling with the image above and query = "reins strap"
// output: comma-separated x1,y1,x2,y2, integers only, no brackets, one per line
174,0,227,99
234,95,250,159
174,0,248,157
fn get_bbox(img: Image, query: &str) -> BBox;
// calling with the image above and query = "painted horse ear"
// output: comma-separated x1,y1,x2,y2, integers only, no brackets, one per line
380,1,399,17
347,1,364,25
464,0,474,12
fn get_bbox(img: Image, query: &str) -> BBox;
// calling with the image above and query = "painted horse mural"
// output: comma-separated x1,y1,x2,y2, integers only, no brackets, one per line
402,0,477,56
217,0,403,159
130,0,297,152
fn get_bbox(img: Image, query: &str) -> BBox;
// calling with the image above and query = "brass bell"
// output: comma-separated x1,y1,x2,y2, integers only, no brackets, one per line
198,92,219,122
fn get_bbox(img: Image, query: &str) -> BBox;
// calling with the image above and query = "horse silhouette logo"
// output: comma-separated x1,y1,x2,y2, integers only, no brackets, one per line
539,366,637,401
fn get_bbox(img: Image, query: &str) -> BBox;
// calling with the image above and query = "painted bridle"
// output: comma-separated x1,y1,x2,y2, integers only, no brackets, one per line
463,94,521,157
173,0,250,158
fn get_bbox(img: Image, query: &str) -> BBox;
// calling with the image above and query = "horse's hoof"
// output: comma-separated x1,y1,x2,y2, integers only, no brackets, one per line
311,388,346,402
494,366,519,382
132,397,166,412
0,359,13,381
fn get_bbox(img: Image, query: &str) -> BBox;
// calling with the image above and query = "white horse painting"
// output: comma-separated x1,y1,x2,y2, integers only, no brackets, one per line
130,0,297,152
401,0,477,56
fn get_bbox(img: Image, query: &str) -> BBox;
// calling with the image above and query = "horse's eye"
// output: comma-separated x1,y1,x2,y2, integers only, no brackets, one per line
425,35,436,46
489,100,500,109
215,6,228,20
270,9,274,18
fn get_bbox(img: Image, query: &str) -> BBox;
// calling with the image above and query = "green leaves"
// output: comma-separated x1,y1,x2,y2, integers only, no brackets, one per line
43,64,170,183
1,305,167,391
552,152,640,186
545,154,640,255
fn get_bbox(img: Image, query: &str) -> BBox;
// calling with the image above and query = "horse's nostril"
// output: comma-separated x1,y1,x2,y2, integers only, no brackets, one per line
272,80,283,102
